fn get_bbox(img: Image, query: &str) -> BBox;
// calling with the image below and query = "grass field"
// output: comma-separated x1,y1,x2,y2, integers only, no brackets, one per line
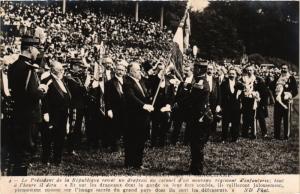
28,99,299,176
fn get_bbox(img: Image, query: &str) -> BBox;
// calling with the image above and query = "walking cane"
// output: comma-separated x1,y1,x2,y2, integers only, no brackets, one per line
287,101,292,138
254,108,257,138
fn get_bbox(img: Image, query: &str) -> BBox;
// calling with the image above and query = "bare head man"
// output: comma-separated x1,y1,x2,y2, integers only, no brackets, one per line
51,61,65,80
128,61,142,80
115,64,127,77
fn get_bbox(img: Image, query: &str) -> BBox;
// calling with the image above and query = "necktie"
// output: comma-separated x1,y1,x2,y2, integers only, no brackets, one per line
118,80,123,94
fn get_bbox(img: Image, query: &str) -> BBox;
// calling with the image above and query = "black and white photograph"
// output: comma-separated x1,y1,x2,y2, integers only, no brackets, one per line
0,0,299,177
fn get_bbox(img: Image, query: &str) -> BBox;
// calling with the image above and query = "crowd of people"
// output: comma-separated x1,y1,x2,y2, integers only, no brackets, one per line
0,2,298,176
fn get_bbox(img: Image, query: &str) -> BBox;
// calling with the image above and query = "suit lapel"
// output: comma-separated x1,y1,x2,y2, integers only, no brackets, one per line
51,76,65,99
139,79,147,97
113,77,122,96
129,77,145,97
227,79,232,94
212,78,216,92
62,78,72,100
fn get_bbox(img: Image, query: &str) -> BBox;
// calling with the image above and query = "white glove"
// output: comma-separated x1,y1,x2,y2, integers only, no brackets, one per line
107,110,113,119
284,92,292,100
169,78,180,86
143,104,154,112
236,90,242,99
92,80,99,88
38,84,49,93
43,113,49,122
199,116,204,123
216,105,221,113
195,80,204,89
160,104,171,112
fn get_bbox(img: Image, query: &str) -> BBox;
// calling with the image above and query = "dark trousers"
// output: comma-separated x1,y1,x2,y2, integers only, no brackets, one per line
67,108,84,151
41,122,51,163
274,102,290,139
124,117,148,168
208,105,217,136
256,105,268,136
124,136,145,168
189,120,209,175
85,112,103,148
41,113,68,164
151,111,170,147
171,120,191,145
1,118,12,173
7,121,33,176
106,113,124,151
171,110,191,145
222,109,240,141
242,98,256,137
257,117,267,136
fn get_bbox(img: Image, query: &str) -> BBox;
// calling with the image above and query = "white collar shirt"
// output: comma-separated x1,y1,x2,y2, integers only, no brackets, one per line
206,74,213,92
52,73,67,93
229,79,235,94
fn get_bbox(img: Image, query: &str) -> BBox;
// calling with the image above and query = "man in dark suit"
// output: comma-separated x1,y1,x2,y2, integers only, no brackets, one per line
123,62,154,169
171,64,194,145
7,36,48,175
270,64,298,140
85,64,107,149
104,63,127,152
148,62,174,147
205,64,221,141
41,61,71,166
220,68,242,142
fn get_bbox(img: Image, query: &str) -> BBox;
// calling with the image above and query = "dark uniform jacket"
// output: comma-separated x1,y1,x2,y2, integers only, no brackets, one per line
8,55,44,123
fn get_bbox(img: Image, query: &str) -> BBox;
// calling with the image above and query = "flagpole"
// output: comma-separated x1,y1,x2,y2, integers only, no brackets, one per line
160,5,164,30
151,53,172,106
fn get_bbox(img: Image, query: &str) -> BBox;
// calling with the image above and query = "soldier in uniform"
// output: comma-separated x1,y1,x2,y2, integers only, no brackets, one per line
7,36,48,175
187,62,211,175
171,64,194,145
270,64,298,140
1,63,14,174
65,58,88,155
